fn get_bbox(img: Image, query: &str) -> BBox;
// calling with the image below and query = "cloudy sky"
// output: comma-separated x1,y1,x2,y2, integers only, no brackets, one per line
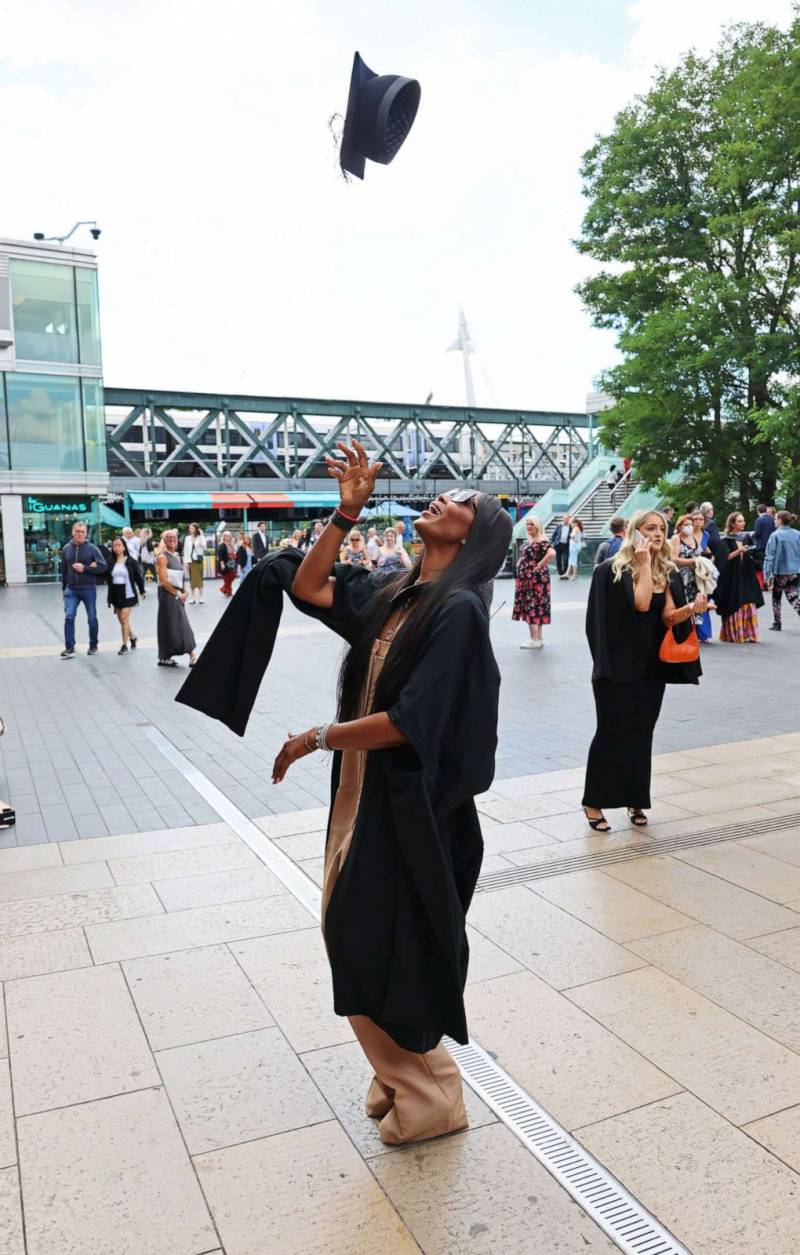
2,0,794,412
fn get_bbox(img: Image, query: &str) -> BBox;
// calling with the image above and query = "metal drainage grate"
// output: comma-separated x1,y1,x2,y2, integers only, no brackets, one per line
477,809,800,892
140,713,689,1254
445,1036,689,1255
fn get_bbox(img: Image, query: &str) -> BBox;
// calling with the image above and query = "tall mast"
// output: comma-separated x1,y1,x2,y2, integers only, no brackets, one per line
448,309,477,407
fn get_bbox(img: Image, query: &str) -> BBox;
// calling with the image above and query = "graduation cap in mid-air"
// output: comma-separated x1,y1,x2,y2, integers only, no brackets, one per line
339,51,421,180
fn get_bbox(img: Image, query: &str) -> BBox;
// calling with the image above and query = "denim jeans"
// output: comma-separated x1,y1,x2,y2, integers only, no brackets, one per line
64,585,99,650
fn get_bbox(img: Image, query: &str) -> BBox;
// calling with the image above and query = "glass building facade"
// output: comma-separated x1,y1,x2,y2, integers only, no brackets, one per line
0,240,107,584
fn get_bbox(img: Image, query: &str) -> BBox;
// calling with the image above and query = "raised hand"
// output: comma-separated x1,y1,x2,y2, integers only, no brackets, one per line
325,440,383,515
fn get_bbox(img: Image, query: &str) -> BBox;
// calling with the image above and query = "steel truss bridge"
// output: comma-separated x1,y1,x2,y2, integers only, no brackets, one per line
104,389,599,497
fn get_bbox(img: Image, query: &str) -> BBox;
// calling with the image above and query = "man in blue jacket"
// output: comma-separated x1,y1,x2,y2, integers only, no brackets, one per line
60,521,107,658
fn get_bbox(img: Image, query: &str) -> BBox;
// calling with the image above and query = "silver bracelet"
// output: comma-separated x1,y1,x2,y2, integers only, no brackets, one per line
316,723,332,752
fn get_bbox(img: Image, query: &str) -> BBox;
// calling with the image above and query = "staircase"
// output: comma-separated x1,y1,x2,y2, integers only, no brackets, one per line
571,476,638,539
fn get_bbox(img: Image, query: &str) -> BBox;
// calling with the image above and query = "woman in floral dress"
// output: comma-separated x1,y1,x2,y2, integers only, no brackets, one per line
513,515,555,649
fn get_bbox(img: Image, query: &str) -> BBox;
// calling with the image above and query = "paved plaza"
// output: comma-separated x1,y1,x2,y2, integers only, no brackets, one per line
1,574,800,1252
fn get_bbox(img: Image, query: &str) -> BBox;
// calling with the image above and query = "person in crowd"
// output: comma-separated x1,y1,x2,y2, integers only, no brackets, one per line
662,505,675,538
763,510,800,631
395,519,407,548
217,530,237,597
670,514,713,642
752,504,776,590
291,529,306,551
122,526,141,562
582,511,704,832
605,465,618,491
622,456,632,477
701,502,721,552
565,518,585,580
685,500,698,516
156,530,197,667
139,528,157,587
253,521,269,562
0,716,15,829
691,509,711,556
513,515,555,649
342,528,373,567
185,439,511,1147
365,526,381,563
376,527,413,573
106,537,145,655
594,517,626,566
309,520,325,546
183,522,206,605
236,532,254,580
551,513,572,578
60,521,107,659
714,511,763,643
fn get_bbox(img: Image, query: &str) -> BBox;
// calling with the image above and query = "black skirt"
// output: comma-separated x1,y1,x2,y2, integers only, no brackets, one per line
582,676,665,809
108,585,138,610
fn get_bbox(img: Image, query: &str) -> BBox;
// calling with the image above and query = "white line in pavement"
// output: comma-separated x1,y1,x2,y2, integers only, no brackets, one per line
0,622,328,661
142,718,687,1255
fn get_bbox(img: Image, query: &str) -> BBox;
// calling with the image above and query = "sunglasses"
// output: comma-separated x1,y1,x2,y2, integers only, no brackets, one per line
445,489,480,505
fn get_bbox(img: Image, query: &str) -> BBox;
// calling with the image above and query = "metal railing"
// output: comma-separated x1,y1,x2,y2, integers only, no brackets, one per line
104,388,599,492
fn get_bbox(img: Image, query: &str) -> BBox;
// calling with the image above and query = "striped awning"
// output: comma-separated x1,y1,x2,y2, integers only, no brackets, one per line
127,491,341,511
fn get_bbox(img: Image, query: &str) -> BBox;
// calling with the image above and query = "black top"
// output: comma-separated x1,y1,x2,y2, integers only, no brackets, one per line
105,555,145,606
752,513,776,552
714,537,764,617
60,541,108,590
586,561,701,686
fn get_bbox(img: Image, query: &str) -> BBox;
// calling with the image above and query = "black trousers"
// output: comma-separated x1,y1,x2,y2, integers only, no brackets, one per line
555,544,569,576
582,676,665,809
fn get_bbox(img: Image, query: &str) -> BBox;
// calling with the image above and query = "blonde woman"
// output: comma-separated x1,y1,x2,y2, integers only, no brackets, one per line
582,510,705,831
342,528,373,568
565,518,584,579
183,523,206,604
512,515,555,649
376,527,413,574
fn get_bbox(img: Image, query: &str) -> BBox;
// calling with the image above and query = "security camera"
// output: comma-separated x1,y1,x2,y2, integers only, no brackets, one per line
33,232,45,240
90,227,101,240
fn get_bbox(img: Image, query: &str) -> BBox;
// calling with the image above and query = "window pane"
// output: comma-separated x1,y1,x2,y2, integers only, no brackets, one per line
82,378,106,470
9,261,78,363
76,267,102,366
6,373,84,470
0,376,9,470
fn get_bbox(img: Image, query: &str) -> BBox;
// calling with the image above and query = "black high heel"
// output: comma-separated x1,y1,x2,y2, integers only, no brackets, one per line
583,807,611,832
130,635,137,649
0,807,15,828
628,808,649,827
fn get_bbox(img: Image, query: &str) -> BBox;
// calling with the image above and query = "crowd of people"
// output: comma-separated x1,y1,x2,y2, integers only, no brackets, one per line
56,514,424,665
512,498,800,651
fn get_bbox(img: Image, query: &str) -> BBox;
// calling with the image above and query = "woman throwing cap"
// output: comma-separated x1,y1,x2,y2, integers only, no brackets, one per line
179,443,511,1144
583,510,704,832
268,442,512,1145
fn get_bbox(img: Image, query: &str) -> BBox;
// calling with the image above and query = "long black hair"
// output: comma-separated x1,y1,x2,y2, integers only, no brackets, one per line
337,493,512,721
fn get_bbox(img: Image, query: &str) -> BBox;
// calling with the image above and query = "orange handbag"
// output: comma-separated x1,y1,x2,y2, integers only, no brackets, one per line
659,623,700,663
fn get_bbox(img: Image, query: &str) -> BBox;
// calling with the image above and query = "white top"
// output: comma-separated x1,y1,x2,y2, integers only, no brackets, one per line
366,537,380,559
124,535,141,559
183,534,206,563
111,560,134,599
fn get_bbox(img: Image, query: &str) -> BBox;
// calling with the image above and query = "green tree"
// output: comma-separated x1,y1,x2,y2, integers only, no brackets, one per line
576,14,800,513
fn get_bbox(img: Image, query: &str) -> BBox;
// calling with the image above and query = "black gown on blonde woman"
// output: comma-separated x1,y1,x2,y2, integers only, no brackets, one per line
582,561,700,811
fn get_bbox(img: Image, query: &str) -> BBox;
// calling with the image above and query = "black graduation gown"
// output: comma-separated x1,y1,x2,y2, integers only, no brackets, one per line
714,537,764,619
176,550,501,1051
585,561,702,686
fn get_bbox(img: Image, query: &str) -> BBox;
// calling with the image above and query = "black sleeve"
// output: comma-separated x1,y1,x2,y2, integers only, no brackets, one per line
89,544,107,575
132,559,145,596
387,592,500,803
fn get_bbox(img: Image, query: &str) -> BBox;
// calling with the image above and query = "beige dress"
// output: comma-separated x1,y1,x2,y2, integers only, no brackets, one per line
322,635,391,923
